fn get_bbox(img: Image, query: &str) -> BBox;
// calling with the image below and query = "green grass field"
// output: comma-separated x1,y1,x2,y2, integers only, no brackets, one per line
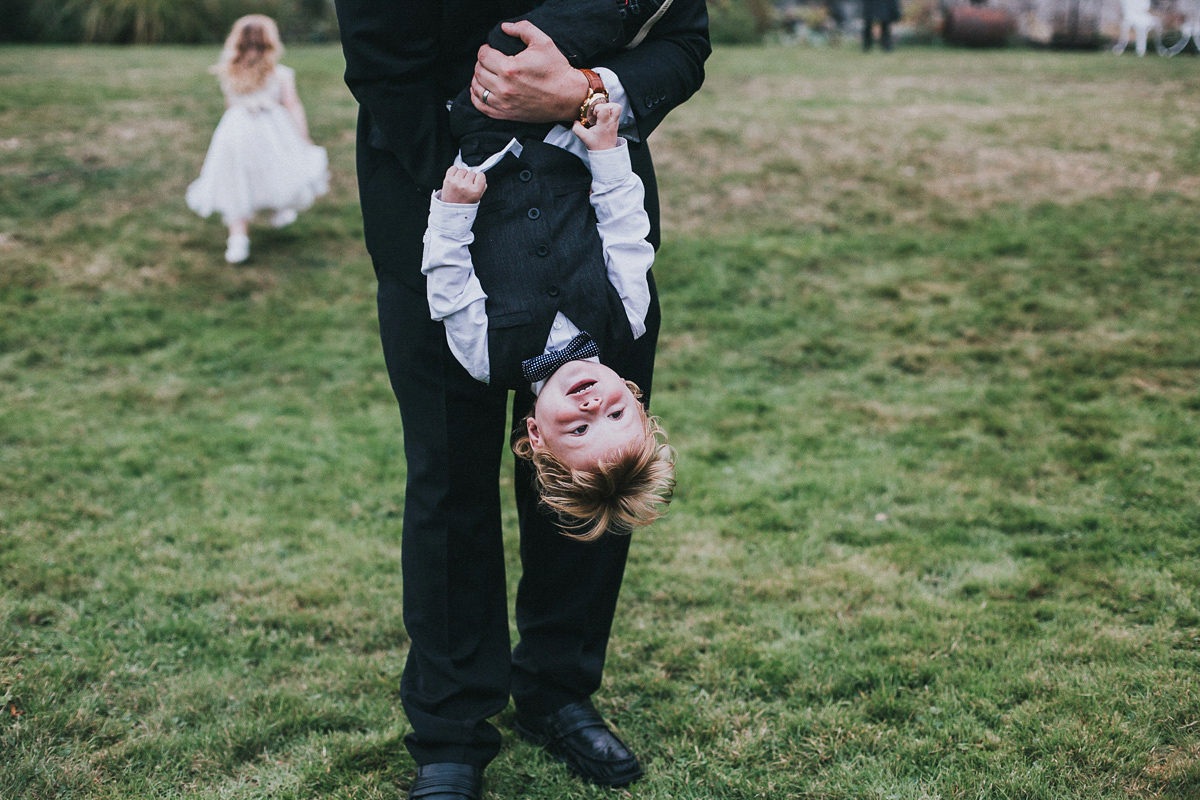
2,42,1198,799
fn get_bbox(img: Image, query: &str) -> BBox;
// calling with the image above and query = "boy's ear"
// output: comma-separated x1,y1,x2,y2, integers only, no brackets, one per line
526,417,545,450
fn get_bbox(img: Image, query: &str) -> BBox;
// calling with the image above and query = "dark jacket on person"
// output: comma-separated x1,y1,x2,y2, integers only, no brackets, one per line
863,0,901,23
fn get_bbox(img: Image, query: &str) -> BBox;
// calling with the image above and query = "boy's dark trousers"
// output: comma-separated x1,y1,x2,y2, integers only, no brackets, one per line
336,0,709,770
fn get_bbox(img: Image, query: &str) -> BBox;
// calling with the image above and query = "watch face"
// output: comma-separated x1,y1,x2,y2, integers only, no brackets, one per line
583,93,608,127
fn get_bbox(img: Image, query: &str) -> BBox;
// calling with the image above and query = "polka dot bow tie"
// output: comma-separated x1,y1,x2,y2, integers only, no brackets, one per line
521,332,600,384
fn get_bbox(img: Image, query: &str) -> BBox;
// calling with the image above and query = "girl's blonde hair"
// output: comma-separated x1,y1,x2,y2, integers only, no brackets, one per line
512,381,676,542
213,14,283,96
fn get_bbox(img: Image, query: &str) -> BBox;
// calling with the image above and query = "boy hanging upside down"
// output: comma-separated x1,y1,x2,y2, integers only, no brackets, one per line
422,101,675,541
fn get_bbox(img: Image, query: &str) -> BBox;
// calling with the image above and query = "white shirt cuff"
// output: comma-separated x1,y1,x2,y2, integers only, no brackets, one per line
428,194,478,236
586,139,633,186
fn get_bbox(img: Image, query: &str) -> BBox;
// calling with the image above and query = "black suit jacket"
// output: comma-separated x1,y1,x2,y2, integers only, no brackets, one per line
335,0,711,193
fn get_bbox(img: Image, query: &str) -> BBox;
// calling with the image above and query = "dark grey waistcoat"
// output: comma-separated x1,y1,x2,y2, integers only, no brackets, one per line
466,137,635,390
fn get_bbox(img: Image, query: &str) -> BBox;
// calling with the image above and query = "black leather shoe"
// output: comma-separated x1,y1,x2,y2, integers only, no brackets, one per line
407,763,482,800
514,699,644,787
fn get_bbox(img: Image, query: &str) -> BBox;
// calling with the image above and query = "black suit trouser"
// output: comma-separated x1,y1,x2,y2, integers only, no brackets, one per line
357,111,661,767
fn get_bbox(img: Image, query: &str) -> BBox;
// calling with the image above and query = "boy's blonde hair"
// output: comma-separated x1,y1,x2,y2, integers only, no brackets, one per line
214,14,283,96
512,381,676,542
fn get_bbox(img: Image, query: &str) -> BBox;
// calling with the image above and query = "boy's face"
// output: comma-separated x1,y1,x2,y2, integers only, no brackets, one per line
527,360,643,471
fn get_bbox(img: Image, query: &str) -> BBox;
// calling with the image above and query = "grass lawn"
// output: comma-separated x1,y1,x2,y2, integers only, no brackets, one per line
2,42,1198,800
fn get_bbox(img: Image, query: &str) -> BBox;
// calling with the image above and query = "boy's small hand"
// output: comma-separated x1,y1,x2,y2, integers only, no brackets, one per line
441,166,487,204
572,102,620,151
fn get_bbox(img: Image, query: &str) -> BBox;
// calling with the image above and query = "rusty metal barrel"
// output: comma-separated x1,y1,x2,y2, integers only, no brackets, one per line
943,5,1017,46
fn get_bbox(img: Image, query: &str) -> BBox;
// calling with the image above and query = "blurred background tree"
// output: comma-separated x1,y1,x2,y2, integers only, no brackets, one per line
0,0,926,47
0,0,1156,55
0,0,339,43
708,0,775,42
0,0,770,46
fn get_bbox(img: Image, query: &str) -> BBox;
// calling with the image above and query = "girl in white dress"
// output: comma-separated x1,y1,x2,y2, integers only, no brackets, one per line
186,15,329,263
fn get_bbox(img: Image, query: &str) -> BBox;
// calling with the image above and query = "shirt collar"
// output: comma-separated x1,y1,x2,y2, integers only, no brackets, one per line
453,138,523,173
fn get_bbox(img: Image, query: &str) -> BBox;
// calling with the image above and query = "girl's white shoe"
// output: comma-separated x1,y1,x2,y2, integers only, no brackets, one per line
225,234,250,264
271,208,298,228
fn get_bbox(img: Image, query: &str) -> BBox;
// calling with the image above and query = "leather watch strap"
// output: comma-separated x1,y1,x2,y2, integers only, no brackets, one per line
578,68,608,126
580,68,605,94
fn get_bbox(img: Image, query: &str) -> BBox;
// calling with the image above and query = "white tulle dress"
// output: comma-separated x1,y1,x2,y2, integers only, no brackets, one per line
186,65,328,224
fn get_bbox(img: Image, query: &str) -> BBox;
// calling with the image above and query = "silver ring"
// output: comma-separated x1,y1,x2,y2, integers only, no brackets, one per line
481,89,491,106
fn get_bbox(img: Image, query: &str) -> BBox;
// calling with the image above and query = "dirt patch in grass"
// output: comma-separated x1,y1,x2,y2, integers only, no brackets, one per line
1137,743,1200,794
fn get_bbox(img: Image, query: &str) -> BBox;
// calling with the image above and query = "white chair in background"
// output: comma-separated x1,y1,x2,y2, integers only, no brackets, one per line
1113,0,1164,55
1166,0,1200,54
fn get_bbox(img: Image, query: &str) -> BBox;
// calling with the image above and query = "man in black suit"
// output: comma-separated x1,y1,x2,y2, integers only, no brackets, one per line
332,2,709,798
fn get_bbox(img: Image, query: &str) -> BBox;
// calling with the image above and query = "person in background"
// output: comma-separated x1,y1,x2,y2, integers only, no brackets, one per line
333,0,709,797
861,0,901,50
186,14,328,264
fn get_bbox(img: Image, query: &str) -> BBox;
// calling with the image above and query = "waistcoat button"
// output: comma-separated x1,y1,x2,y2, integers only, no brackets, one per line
547,285,560,297
519,169,532,182
536,244,549,256
527,207,541,220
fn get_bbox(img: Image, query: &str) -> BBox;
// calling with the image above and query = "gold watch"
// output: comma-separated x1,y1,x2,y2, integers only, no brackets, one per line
578,68,608,127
